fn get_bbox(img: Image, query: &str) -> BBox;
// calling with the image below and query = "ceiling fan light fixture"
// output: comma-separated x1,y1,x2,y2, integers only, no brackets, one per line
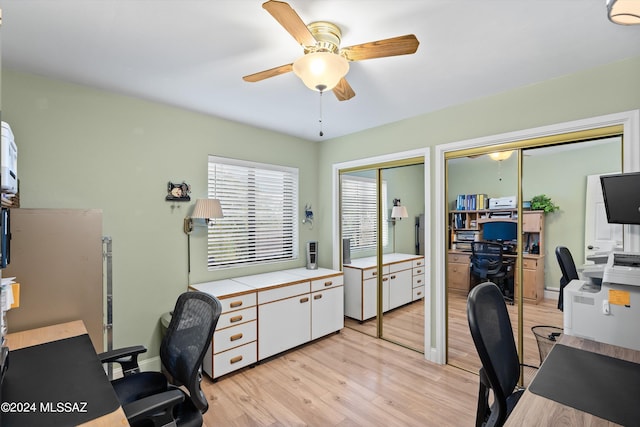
488,150,514,161
607,0,640,25
292,51,349,92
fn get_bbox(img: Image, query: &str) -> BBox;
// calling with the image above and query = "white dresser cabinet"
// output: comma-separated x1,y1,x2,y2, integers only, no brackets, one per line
343,254,425,321
256,281,311,360
190,280,257,379
310,275,344,340
191,267,343,379
388,261,413,310
412,258,426,301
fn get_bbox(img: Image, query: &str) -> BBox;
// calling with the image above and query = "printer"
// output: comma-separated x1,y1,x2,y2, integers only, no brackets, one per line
489,196,516,210
563,252,640,351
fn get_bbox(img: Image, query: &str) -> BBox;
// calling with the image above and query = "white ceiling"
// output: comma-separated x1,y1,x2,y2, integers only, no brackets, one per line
2,1,640,142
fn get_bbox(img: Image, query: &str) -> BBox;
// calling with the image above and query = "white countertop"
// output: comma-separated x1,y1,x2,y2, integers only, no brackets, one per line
189,279,255,297
191,267,343,295
343,253,423,269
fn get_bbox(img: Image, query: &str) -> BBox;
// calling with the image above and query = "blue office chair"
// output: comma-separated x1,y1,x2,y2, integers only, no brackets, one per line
99,291,222,427
467,282,535,427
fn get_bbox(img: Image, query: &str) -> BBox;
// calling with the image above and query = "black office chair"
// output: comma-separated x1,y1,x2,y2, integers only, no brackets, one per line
99,291,222,427
470,241,512,302
467,282,534,427
555,246,579,311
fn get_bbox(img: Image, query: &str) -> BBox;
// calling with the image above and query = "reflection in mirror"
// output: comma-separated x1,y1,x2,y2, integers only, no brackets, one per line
446,152,517,372
341,169,380,338
445,137,621,378
380,163,425,352
340,163,426,352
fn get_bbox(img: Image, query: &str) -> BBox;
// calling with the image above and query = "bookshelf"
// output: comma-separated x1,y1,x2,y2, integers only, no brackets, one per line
447,208,546,303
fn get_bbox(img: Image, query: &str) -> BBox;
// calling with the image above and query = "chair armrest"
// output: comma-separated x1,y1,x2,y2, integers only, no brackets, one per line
122,389,184,427
97,345,147,376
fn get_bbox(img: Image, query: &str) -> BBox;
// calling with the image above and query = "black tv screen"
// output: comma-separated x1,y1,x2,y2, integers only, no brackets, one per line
600,172,640,225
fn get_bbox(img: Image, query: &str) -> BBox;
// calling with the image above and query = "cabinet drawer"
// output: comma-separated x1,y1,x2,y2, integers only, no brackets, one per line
412,258,426,268
213,341,257,378
213,321,257,354
363,266,390,280
413,266,426,276
258,282,310,304
390,260,413,273
217,306,257,330
311,274,343,292
413,274,425,288
449,253,471,264
523,258,538,269
413,286,425,301
220,293,256,313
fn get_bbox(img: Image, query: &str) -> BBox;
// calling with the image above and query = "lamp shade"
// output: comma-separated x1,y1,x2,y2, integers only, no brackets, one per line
192,198,223,220
607,0,640,25
391,205,408,219
292,52,350,92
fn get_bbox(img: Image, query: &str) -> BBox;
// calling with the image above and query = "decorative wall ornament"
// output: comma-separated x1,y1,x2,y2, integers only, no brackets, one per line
166,181,191,201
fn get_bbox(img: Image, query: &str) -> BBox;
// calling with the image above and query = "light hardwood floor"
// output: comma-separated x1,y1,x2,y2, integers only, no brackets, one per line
447,291,564,377
202,327,477,426
202,293,563,426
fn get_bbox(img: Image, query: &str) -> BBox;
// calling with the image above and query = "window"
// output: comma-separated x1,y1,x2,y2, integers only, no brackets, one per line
341,175,388,253
207,156,299,269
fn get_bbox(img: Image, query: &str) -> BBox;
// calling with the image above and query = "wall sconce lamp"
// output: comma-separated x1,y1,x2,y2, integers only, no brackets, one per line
184,198,223,234
607,0,640,25
390,198,409,225
185,198,223,279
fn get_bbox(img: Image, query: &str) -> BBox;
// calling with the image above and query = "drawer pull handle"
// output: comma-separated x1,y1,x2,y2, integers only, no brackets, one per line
417,261,423,266
230,333,243,342
372,272,377,276
417,291,422,296
230,301,243,308
300,297,309,303
314,294,322,300
230,315,243,323
230,355,243,364
324,281,333,287
417,279,422,284
416,269,423,274
382,277,389,282
390,275,396,279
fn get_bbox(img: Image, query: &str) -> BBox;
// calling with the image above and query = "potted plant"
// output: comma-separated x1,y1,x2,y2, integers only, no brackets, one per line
530,194,559,214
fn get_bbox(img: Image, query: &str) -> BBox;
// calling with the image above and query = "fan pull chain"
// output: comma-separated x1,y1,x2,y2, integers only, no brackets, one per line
318,90,324,137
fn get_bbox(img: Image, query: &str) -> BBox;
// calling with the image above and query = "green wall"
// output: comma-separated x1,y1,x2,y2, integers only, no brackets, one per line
3,54,640,361
1,69,320,357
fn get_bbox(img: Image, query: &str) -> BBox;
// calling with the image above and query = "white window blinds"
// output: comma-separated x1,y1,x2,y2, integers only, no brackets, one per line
207,156,299,269
341,175,388,253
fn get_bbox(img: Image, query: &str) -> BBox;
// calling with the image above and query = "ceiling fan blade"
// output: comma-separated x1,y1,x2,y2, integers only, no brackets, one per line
243,63,293,82
262,0,317,47
333,78,355,101
341,34,419,61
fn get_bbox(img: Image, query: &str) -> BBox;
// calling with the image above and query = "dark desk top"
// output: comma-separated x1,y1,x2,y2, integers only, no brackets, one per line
506,335,640,426
3,321,128,427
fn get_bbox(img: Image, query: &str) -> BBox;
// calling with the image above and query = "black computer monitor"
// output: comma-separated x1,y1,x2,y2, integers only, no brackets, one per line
483,221,517,242
600,172,640,225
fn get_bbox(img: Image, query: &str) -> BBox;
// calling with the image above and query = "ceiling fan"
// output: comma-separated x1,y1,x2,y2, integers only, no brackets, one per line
243,0,420,101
